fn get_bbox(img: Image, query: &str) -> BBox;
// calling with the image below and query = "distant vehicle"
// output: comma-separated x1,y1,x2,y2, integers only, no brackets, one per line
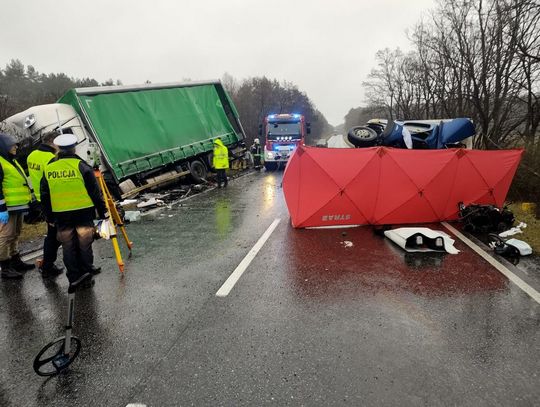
347,118,475,149
259,113,310,171
326,134,353,148
5,81,246,197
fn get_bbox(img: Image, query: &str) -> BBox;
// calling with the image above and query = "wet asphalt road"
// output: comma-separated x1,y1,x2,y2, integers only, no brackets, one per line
1,172,539,407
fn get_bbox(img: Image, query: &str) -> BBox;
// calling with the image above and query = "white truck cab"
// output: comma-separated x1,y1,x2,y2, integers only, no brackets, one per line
5,103,101,168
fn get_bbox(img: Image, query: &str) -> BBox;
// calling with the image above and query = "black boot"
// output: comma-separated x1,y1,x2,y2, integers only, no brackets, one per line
10,254,35,272
90,265,102,275
1,260,23,279
39,264,64,278
68,273,94,293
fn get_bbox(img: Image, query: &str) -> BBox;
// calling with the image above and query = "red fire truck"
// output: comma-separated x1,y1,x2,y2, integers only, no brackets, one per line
259,113,310,170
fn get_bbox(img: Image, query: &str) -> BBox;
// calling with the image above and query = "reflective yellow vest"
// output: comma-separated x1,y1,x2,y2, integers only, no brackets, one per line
27,149,55,201
0,156,32,210
213,140,229,169
45,158,93,212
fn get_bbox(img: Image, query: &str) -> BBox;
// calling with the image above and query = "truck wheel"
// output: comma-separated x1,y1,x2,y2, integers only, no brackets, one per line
189,160,208,183
265,162,278,171
103,172,123,201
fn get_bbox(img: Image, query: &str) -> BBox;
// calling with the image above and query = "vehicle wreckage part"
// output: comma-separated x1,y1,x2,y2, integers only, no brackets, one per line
489,236,521,265
505,238,532,256
459,203,515,234
351,118,476,150
347,126,379,147
489,234,532,257
120,170,191,199
119,179,137,195
443,222,540,304
384,227,460,254
499,222,527,238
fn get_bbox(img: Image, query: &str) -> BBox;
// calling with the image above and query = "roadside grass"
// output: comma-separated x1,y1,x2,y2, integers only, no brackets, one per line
508,203,540,253
20,222,47,243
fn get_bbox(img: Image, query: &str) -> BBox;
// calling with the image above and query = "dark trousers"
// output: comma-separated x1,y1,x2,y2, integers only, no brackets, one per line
42,223,61,270
253,155,262,168
216,169,228,187
56,222,95,284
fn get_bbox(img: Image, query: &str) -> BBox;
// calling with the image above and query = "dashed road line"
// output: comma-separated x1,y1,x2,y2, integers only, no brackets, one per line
216,218,281,297
22,249,43,262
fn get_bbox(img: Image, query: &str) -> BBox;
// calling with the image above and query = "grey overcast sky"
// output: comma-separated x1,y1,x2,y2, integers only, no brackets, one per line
1,0,435,126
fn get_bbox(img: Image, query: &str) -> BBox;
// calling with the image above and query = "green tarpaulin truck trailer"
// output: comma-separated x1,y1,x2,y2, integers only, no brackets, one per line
5,80,246,196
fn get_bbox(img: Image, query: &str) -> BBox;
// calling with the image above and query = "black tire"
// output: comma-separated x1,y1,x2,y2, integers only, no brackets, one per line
347,126,379,147
264,162,278,171
189,160,208,183
488,233,505,246
103,171,123,201
463,223,476,233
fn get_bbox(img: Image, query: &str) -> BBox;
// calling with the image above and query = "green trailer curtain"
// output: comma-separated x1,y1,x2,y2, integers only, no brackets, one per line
60,85,240,180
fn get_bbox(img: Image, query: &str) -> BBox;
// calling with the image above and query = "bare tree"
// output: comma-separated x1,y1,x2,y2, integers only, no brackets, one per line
231,75,331,144
221,72,239,96
363,0,539,149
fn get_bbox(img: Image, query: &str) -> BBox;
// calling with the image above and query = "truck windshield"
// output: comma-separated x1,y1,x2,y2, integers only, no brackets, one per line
267,122,302,140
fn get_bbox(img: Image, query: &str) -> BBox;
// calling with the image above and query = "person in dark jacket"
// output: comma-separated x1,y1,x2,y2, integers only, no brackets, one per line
250,138,263,170
26,130,63,278
40,133,107,292
0,132,35,279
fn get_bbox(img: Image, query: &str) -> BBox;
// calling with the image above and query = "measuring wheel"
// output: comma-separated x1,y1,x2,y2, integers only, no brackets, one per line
33,292,81,377
33,336,81,376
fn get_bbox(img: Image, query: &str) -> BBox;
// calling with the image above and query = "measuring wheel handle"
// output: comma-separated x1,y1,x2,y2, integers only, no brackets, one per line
33,336,82,377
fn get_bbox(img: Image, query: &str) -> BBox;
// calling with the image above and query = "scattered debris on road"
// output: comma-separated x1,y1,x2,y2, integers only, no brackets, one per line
499,222,527,237
384,227,460,254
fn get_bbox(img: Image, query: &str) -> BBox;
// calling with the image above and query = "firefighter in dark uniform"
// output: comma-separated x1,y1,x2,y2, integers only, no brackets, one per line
40,133,107,292
26,130,63,278
250,138,263,171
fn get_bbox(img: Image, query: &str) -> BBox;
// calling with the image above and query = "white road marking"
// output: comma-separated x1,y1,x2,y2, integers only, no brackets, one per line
22,250,43,262
442,222,540,304
126,404,146,407
216,218,281,297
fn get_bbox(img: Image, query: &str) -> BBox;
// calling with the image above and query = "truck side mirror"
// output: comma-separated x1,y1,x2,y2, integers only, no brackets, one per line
258,124,262,136
306,123,311,134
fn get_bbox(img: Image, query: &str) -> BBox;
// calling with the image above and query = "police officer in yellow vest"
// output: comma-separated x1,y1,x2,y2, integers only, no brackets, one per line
213,138,229,188
0,132,35,279
26,130,63,278
40,133,107,292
